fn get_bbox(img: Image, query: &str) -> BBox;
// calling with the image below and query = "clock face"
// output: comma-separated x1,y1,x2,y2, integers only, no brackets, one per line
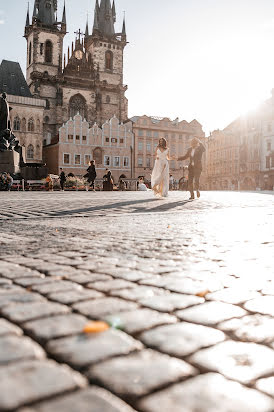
75,50,83,60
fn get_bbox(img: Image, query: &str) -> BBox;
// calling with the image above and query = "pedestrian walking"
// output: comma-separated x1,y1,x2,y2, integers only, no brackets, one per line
151,138,175,198
86,160,97,191
103,168,113,191
178,137,205,200
59,168,66,191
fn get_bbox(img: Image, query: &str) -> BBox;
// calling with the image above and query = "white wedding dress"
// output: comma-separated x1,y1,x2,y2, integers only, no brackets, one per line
151,148,169,197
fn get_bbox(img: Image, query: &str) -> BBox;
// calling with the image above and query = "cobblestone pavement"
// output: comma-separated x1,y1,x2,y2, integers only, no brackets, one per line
0,191,273,411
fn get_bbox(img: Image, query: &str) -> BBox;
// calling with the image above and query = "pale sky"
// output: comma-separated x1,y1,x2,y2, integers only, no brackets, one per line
1,0,274,134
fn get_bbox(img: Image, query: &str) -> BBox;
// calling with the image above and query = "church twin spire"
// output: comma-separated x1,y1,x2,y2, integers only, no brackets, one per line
26,0,66,28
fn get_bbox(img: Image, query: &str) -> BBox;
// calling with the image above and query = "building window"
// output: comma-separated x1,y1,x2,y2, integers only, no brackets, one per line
124,157,129,167
111,138,117,143
138,129,144,137
36,119,41,132
40,43,44,55
146,142,151,152
138,157,143,167
29,42,32,65
45,40,53,63
13,116,20,131
146,157,151,167
75,154,81,165
93,147,103,165
106,95,111,103
27,144,34,159
266,156,270,168
267,141,271,151
82,135,87,143
120,138,124,144
104,155,110,166
154,131,159,138
28,118,35,132
69,94,87,119
138,141,143,151
106,137,110,143
84,155,91,165
21,118,26,132
114,156,120,167
105,50,113,70
68,134,73,142
63,154,70,164
76,135,80,143
170,160,175,169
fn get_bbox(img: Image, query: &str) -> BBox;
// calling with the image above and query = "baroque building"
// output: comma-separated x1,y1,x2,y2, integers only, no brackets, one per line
24,0,128,145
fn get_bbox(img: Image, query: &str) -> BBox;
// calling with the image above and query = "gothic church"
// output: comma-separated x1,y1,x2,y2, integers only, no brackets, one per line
25,0,128,144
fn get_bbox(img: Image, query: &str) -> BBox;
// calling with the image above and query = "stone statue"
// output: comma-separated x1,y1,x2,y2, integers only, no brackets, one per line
0,93,10,131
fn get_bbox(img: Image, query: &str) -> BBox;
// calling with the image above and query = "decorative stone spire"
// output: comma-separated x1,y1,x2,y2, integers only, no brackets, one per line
32,0,38,19
62,1,66,25
112,0,116,23
35,0,57,26
93,0,100,33
93,0,115,37
25,2,30,27
122,13,126,38
85,14,89,37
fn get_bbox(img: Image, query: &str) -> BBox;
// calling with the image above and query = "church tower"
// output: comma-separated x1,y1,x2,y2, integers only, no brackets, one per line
24,0,66,136
85,0,128,123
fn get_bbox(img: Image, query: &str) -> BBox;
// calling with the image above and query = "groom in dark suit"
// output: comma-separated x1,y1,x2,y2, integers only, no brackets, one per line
178,137,206,200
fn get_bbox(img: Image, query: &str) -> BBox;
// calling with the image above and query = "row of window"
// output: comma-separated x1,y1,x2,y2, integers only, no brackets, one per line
266,155,274,168
29,40,53,66
137,158,176,169
66,135,125,145
63,154,130,168
138,141,178,153
12,117,41,133
137,130,190,139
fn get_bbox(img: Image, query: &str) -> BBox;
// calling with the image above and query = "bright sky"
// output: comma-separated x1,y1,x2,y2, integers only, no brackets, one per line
1,0,274,134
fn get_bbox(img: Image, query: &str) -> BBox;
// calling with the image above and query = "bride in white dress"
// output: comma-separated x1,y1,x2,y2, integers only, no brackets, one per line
151,138,174,197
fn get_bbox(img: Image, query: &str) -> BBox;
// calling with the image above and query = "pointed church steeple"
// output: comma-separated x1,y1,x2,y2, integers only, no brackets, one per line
32,0,38,19
122,13,126,39
93,0,100,33
85,15,89,37
62,1,66,25
93,0,115,37
25,3,30,27
35,0,56,26
112,1,116,23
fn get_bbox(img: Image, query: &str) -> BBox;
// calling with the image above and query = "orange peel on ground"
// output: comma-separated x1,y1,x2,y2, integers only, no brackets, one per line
83,321,110,334
196,289,210,298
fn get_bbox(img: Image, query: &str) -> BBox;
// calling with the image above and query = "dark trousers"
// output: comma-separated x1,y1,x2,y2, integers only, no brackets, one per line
89,180,95,189
188,166,202,195
60,181,65,190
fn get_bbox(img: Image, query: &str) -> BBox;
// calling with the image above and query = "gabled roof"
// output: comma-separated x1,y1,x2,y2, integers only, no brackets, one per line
0,60,32,97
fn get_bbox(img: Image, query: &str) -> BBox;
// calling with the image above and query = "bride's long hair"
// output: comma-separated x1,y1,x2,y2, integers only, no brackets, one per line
158,137,167,149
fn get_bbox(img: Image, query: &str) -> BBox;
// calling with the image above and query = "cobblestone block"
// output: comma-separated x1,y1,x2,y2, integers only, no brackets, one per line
164,278,223,294
244,296,274,316
139,293,204,312
0,360,87,411
31,281,82,295
49,289,104,305
256,377,274,397
88,349,196,399
138,373,274,412
14,277,52,287
73,297,139,318
189,340,274,384
21,386,137,412
207,288,261,304
219,314,274,343
66,273,112,284
24,314,88,341
104,309,177,334
2,301,70,323
1,269,44,280
87,279,136,293
0,278,11,285
176,302,246,325
0,335,45,365
111,286,167,302
99,269,152,282
0,318,22,336
0,284,25,294
0,292,46,309
47,330,143,368
140,322,225,357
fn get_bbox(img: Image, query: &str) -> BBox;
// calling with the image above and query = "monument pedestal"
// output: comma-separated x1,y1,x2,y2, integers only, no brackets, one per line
0,151,20,174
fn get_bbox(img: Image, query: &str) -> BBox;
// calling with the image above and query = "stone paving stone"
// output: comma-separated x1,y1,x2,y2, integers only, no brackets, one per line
189,340,274,384
0,283,25,294
66,273,113,284
23,263,67,274
140,322,225,357
219,314,274,343
0,292,46,309
105,270,152,282
75,262,99,271
14,277,53,287
21,386,137,412
164,278,223,294
176,301,247,325
47,329,143,368
73,297,139,318
0,278,12,285
256,377,274,397
87,279,136,293
31,280,82,295
244,296,274,316
111,286,168,302
0,360,87,411
1,269,45,280
88,349,196,399
2,301,70,323
138,373,274,412
24,314,89,341
0,318,23,336
0,335,45,365
139,293,204,312
48,289,104,305
104,309,177,334
207,288,261,304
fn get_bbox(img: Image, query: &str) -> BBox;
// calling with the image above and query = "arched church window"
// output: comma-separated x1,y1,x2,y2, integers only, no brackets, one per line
45,40,53,63
45,99,50,110
28,118,35,132
69,94,87,119
29,42,32,66
27,144,34,159
36,119,41,132
13,116,21,131
105,50,113,71
93,147,103,165
21,118,26,132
